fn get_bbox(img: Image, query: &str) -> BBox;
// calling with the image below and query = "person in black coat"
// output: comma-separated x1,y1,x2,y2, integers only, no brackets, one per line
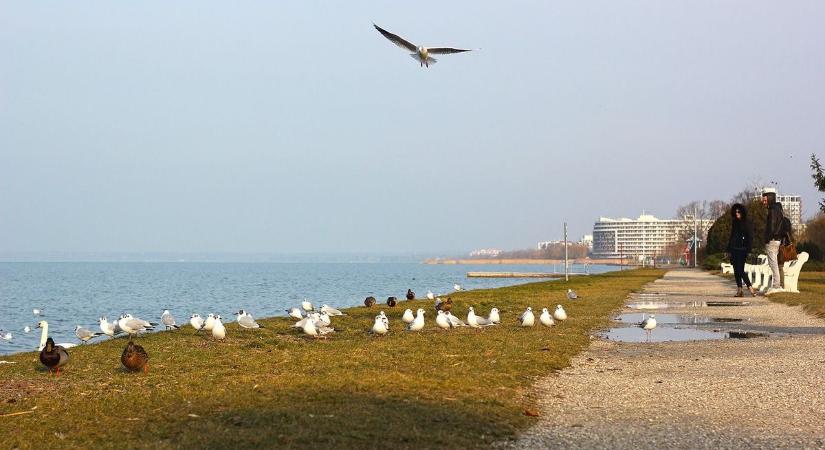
726,203,755,297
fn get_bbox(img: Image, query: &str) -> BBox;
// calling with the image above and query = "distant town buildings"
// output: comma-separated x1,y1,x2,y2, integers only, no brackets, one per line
537,235,593,251
591,214,714,259
469,248,502,257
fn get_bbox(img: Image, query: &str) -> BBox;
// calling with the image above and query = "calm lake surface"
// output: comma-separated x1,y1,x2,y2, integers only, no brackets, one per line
0,262,616,355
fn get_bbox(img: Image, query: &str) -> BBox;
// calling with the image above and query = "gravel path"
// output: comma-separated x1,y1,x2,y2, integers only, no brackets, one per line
504,269,825,449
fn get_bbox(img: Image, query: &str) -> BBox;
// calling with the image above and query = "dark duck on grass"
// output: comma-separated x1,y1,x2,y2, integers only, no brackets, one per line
364,296,376,308
39,337,69,376
406,289,415,300
386,296,397,307
121,339,150,373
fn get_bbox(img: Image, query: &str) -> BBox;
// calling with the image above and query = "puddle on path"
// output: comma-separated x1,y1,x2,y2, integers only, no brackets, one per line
614,313,745,325
626,301,751,310
601,313,755,342
599,326,727,342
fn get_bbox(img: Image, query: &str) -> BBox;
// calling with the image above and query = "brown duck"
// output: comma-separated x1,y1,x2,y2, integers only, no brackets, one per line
364,296,376,308
121,339,150,373
386,296,397,307
39,337,70,376
440,297,453,312
406,289,415,300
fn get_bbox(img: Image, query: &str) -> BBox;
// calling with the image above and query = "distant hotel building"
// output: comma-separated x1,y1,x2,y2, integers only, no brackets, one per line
592,214,713,259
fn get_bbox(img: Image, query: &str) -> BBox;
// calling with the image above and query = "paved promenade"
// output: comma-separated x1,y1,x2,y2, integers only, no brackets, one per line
506,269,825,449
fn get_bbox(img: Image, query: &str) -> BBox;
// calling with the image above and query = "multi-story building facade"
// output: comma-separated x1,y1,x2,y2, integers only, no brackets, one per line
592,214,714,259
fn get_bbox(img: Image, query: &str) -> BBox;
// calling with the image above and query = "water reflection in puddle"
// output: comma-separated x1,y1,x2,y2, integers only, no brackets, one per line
599,326,727,343
614,313,745,325
626,301,751,310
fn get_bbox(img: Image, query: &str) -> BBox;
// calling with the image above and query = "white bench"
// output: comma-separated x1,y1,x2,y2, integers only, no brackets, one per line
782,252,809,293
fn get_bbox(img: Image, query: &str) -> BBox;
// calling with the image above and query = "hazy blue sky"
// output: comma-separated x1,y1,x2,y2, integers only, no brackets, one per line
2,1,824,255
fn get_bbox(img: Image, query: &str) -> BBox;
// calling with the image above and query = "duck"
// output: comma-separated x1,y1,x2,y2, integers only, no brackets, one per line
439,297,453,313
364,296,376,308
39,337,70,376
386,296,397,307
121,339,149,373
406,289,415,300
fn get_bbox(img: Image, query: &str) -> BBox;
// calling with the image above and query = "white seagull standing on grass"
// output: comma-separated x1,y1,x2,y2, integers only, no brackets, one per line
567,289,578,300
539,308,555,327
402,308,415,324
190,313,204,331
519,307,535,327
74,326,104,344
235,310,262,329
373,23,474,68
553,305,567,322
467,307,494,328
320,305,345,316
161,310,180,330
371,315,389,335
406,309,426,332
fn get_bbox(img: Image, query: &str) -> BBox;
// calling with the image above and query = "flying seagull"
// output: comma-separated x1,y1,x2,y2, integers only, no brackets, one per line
373,23,473,68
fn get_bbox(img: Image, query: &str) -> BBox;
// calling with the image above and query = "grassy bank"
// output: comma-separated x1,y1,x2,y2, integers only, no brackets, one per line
0,269,663,449
767,272,825,318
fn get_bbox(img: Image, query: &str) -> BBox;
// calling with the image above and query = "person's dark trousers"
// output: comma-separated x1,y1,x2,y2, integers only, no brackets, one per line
731,250,751,288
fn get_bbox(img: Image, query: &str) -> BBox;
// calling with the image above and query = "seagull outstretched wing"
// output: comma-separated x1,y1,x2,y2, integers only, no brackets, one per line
427,47,472,54
374,24,417,52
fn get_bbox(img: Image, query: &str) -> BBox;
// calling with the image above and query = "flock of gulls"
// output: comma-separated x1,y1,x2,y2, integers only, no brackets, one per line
1,286,590,376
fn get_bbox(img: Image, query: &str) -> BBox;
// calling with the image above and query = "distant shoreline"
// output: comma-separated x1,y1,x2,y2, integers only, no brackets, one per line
423,258,623,265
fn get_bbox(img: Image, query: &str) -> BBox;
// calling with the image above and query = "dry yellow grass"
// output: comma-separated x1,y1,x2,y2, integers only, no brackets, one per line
0,269,663,449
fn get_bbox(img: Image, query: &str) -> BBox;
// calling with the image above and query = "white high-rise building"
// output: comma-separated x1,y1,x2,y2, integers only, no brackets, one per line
592,214,713,259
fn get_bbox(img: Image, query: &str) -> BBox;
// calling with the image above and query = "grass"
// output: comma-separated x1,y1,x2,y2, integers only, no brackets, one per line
0,269,664,449
766,272,825,318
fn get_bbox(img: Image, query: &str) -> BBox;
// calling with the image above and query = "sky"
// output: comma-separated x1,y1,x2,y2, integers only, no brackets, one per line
1,1,824,256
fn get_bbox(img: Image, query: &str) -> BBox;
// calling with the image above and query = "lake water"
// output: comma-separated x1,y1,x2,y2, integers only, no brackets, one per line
0,262,616,355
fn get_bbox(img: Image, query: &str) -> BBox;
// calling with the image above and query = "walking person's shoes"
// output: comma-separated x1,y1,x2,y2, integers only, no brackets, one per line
765,287,785,296
735,287,744,298
748,286,756,297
